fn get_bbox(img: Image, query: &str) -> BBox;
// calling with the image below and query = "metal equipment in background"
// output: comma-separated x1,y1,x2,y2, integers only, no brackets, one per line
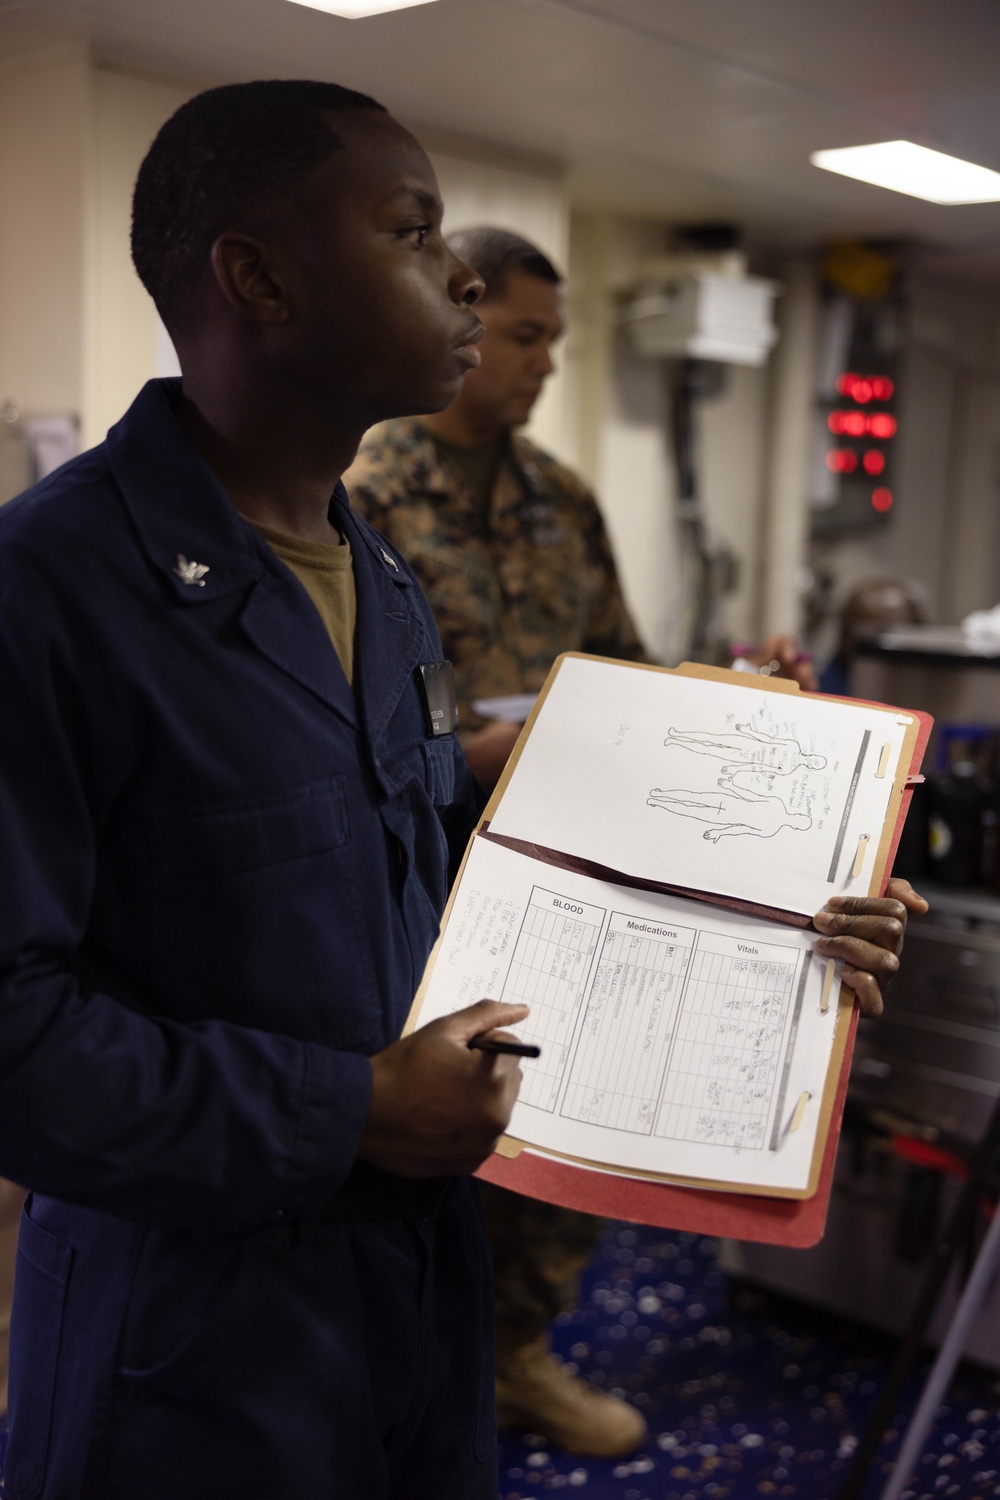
809,243,905,538
724,884,1000,1368
841,1029,1000,1500
0,403,79,505
809,294,904,536
619,225,777,661
0,403,31,505
668,356,739,660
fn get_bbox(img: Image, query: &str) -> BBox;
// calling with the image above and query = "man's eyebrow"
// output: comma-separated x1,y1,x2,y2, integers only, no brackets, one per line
512,317,565,334
380,184,443,216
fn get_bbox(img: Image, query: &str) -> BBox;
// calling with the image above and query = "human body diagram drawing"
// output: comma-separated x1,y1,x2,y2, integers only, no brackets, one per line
648,724,827,842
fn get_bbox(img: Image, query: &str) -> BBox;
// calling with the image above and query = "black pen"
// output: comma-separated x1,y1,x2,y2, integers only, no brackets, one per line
468,1036,541,1059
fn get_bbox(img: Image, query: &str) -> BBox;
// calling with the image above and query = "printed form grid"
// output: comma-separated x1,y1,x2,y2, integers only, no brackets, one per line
560,919,696,1134
500,890,604,1112
654,947,798,1150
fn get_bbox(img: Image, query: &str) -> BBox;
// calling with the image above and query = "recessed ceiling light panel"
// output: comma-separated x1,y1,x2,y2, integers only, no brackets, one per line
811,140,1000,205
285,0,441,17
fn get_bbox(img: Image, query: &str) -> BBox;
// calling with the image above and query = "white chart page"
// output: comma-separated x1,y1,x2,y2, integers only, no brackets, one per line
418,837,839,1193
488,657,912,917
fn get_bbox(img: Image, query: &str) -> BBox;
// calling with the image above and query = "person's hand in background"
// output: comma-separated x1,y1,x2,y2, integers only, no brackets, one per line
741,633,819,692
462,720,524,793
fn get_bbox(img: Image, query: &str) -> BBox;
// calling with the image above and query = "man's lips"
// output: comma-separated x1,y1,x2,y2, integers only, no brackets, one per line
454,319,485,368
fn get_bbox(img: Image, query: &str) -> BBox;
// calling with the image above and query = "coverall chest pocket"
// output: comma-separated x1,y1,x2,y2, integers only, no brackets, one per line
144,775,380,1044
147,775,351,876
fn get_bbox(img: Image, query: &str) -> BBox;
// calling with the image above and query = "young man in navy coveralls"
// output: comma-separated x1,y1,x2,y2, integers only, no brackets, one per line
0,80,918,1499
0,81,530,1499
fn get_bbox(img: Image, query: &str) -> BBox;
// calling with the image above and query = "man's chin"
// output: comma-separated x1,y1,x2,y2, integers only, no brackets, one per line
506,399,539,429
378,378,465,424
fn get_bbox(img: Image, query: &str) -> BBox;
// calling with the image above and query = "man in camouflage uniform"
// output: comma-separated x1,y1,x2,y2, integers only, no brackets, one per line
347,224,901,1466
345,228,650,1459
345,248,650,798
341,416,647,734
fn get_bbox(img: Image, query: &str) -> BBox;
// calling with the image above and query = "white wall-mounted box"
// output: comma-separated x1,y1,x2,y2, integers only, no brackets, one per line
621,273,780,367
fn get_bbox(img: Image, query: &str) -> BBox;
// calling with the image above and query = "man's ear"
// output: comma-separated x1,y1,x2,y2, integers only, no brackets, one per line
210,234,289,325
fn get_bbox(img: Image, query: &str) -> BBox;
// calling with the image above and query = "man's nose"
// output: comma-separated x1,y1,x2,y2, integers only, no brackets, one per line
533,346,556,377
449,254,484,307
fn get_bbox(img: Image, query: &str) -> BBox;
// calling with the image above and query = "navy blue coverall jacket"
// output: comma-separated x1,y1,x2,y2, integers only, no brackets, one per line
0,381,493,1499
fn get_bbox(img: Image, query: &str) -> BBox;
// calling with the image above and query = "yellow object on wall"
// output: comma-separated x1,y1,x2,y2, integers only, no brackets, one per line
823,240,898,301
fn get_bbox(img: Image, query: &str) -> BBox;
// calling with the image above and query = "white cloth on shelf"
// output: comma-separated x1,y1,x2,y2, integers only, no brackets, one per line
962,603,1000,644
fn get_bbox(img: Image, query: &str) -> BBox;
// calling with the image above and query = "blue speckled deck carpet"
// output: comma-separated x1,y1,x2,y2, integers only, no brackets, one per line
498,1223,1000,1500
1,1222,997,1498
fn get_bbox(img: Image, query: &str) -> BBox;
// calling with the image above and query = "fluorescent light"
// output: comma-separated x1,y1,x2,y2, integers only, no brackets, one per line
285,0,440,16
811,141,1000,205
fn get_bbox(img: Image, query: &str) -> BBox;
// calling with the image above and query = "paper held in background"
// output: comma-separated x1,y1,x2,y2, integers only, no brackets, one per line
488,656,910,917
471,693,538,724
418,836,837,1194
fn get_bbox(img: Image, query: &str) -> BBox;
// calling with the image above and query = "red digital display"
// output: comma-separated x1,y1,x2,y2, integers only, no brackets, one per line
825,373,897,522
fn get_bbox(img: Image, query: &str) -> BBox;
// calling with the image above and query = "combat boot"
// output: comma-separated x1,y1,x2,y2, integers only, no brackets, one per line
495,1333,648,1458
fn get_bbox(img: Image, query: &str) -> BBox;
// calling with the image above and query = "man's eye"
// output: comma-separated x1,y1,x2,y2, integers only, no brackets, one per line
401,225,432,246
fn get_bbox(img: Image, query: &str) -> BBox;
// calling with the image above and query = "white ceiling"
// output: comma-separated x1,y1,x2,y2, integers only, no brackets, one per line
13,0,1000,280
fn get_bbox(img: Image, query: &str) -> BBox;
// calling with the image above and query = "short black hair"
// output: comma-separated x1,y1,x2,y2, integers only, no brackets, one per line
132,79,387,334
446,226,562,303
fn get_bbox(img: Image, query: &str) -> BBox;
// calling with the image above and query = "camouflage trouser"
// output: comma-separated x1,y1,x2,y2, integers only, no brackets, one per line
0,1178,25,1414
481,1182,604,1357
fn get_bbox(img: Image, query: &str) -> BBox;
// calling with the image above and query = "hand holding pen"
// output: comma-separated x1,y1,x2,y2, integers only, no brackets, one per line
469,1033,541,1059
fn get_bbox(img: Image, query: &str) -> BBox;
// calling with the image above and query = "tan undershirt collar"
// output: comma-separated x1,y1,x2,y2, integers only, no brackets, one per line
249,519,356,687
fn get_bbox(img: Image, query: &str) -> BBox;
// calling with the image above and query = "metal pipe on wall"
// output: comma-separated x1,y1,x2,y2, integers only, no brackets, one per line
759,259,820,639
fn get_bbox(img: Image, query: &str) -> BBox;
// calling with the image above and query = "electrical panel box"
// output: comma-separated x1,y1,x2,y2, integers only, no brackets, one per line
621,273,780,368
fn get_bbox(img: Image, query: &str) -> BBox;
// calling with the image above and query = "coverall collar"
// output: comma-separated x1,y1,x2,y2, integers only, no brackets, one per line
106,379,423,745
333,485,429,758
106,378,266,602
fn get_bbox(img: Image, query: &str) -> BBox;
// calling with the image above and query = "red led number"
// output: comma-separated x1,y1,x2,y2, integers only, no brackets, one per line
827,411,897,438
826,450,858,474
835,373,895,404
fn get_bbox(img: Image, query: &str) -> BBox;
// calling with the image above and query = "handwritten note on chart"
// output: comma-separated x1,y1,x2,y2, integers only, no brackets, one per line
417,837,837,1193
488,656,912,917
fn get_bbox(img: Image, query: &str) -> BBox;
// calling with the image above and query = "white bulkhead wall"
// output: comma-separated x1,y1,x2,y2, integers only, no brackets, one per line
4,37,1000,659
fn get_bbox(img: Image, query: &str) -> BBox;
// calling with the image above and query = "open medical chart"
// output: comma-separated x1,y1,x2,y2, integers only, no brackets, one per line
417,836,840,1194
488,655,915,918
411,654,924,1199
